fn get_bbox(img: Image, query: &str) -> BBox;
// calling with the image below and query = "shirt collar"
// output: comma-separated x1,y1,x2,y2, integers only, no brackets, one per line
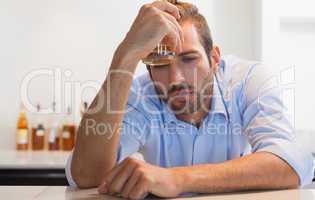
209,74,228,118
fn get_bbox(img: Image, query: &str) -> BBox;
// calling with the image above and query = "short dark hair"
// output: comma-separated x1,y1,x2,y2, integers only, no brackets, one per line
171,0,213,60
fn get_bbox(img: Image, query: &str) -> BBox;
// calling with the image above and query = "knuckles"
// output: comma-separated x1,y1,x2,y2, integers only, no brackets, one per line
139,4,166,26
134,166,146,175
124,157,141,166
107,158,153,198
124,157,143,167
140,3,158,14
125,158,153,183
140,174,151,185
139,4,150,13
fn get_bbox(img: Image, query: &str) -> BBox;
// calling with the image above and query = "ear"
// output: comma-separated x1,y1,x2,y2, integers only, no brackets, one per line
210,46,221,72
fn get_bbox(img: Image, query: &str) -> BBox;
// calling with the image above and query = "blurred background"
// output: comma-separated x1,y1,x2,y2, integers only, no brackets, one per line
0,0,314,160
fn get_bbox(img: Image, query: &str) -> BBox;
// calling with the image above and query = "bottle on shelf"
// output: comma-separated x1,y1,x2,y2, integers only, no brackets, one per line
16,104,29,150
31,103,45,151
77,101,88,133
48,101,60,151
61,106,76,151
80,101,88,119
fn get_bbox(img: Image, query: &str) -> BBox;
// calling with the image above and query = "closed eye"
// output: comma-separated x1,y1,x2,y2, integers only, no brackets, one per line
182,57,198,63
153,64,171,68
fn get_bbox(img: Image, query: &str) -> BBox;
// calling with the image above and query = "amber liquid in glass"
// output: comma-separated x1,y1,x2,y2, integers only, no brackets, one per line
142,44,176,66
49,101,61,151
61,124,76,151
49,137,60,150
32,124,45,150
16,111,29,150
48,126,60,151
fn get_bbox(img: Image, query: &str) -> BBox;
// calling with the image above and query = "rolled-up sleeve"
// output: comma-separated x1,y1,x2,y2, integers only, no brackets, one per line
241,64,314,186
65,151,77,187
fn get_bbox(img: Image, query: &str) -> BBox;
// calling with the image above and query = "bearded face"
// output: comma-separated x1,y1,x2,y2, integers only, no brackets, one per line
154,73,213,115
148,22,218,116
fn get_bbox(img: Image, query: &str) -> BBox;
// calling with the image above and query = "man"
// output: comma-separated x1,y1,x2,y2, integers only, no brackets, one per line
66,1,314,199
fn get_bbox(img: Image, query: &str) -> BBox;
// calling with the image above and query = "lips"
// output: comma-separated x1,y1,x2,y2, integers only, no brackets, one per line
169,89,193,102
170,89,191,96
178,89,192,96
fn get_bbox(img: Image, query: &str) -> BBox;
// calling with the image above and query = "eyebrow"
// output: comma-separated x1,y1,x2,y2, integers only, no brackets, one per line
177,50,200,57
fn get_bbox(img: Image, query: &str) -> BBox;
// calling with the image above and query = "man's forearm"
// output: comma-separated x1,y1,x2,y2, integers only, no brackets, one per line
71,43,140,188
173,152,300,194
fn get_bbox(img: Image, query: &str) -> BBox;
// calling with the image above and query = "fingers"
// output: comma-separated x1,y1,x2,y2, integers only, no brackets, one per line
128,175,150,200
160,12,184,52
98,158,153,199
121,168,142,198
155,2,184,52
98,181,108,194
151,0,180,20
142,1,183,52
98,158,129,194
106,161,137,194
164,22,181,53
104,162,125,185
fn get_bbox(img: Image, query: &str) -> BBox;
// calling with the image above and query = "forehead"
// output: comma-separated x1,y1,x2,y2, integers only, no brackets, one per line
180,22,204,52
163,21,204,54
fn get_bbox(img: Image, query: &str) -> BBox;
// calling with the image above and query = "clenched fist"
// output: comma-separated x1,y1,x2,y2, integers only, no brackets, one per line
98,157,183,199
119,1,184,63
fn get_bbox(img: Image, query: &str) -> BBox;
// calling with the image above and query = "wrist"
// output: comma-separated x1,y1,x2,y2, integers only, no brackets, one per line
170,167,191,194
111,42,141,72
117,39,144,62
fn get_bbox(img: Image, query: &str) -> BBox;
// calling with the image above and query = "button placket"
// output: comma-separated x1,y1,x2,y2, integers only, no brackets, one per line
165,121,177,135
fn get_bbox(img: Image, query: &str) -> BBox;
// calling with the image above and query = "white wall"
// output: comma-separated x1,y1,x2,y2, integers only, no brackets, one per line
0,0,257,150
260,0,315,153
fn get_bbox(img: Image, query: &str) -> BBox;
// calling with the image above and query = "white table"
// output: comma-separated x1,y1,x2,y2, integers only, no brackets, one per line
1,184,315,200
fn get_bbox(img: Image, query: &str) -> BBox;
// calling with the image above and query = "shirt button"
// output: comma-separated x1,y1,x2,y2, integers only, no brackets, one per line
166,122,177,134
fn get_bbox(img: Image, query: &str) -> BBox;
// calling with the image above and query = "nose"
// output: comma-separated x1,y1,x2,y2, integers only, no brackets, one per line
168,64,186,85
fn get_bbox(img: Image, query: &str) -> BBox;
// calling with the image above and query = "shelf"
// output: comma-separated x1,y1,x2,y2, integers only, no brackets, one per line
280,17,315,33
0,150,70,169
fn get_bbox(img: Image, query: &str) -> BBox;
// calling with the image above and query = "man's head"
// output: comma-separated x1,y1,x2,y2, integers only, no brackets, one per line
176,1,213,61
147,0,221,115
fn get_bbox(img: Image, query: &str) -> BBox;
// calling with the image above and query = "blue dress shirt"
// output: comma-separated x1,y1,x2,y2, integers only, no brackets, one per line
66,55,314,187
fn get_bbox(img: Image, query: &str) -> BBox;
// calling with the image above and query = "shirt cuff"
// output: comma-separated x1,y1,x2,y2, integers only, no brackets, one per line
256,145,314,186
65,151,78,188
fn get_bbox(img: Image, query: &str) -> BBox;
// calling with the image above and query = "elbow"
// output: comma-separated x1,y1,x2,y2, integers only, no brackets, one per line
73,177,95,189
285,181,299,190
70,158,116,189
75,180,97,189
287,174,300,189
71,164,99,189
277,168,301,189
74,179,96,189
287,184,299,190
280,167,301,189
